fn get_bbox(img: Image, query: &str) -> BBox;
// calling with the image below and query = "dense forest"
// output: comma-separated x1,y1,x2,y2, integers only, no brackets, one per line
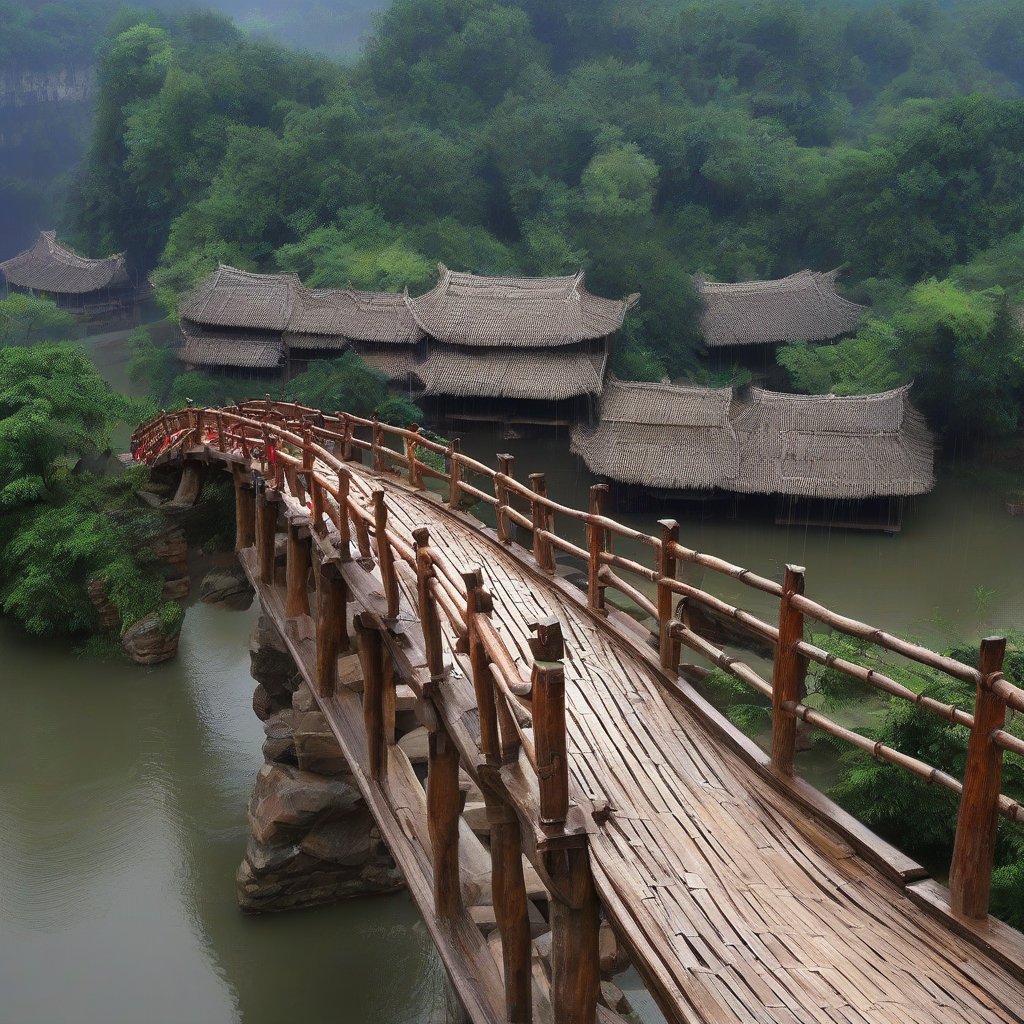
60,0,1024,437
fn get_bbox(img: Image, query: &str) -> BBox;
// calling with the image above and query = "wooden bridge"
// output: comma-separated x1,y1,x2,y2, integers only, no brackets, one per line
132,401,1024,1024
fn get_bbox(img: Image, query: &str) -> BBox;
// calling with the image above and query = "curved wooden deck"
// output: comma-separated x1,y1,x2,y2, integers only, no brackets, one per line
133,403,1024,1024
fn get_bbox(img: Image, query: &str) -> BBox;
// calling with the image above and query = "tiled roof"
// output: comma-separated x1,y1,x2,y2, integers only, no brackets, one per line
407,264,638,347
180,266,303,332
291,287,423,343
696,269,864,347
0,231,130,294
573,379,935,498
422,346,606,400
179,326,283,369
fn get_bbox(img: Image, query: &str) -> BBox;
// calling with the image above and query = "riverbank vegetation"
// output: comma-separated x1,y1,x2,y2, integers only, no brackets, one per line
60,0,1024,440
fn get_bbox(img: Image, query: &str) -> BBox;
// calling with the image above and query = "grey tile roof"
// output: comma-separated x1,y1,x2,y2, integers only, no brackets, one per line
407,264,638,347
180,266,303,332
0,231,130,294
696,269,865,347
180,326,283,369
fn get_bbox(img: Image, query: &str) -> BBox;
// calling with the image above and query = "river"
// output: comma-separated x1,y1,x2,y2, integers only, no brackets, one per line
1,341,1021,1023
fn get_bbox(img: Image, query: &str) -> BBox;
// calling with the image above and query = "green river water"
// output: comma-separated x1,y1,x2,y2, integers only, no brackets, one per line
1,335,1021,1023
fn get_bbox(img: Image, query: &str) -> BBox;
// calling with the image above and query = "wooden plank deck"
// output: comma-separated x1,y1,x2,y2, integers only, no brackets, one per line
342,467,1024,1024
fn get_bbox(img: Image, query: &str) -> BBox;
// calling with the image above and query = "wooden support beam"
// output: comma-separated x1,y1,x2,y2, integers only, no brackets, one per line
285,520,311,618
256,483,277,586
771,564,806,777
232,463,255,551
548,847,600,1024
495,454,514,544
949,636,1007,919
658,519,680,673
448,437,462,508
427,726,462,919
173,459,205,505
488,796,532,1024
372,489,400,620
315,561,349,697
356,613,386,781
587,484,609,613
413,528,445,683
530,616,569,832
530,473,555,574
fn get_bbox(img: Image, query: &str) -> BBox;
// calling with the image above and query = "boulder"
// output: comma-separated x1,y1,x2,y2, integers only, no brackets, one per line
463,801,489,838
247,763,362,845
599,981,630,1015
397,726,429,764
136,489,167,510
293,711,349,776
299,817,374,866
87,577,121,634
199,566,253,609
249,615,298,707
121,612,180,665
161,576,190,600
151,527,188,575
262,709,299,763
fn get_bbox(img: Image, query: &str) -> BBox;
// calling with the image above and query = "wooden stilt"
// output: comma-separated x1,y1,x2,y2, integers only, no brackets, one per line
771,564,806,776
336,467,352,561
549,847,600,1024
256,483,277,586
315,562,348,696
356,613,386,780
232,463,255,551
949,636,1007,919
658,519,680,673
427,726,461,918
285,520,311,618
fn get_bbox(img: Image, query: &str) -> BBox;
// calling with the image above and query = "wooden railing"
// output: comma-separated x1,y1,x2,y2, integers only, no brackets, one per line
133,400,1024,928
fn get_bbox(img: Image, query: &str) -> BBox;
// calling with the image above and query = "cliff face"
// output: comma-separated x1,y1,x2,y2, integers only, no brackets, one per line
0,66,94,108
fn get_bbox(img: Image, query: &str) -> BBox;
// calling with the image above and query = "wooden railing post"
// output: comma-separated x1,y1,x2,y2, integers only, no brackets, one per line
771,564,806,776
216,412,226,452
232,463,256,551
309,470,326,536
371,415,385,473
658,519,680,673
315,561,349,696
587,484,609,613
372,489,400,621
285,520,312,618
531,616,568,832
255,481,277,586
949,636,1007,919
406,424,424,489
427,725,462,919
549,847,600,1024
355,612,386,780
530,473,555,574
413,528,445,682
341,415,355,462
336,466,352,561
463,569,500,764
448,437,462,508
495,453,514,544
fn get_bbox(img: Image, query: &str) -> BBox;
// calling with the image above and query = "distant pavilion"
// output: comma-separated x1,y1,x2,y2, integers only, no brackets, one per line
0,231,136,315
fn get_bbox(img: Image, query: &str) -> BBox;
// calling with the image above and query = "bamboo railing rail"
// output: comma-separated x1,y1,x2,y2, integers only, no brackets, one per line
131,401,1024,927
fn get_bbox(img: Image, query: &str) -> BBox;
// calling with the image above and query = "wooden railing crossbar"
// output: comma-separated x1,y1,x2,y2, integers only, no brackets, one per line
134,402,1024,924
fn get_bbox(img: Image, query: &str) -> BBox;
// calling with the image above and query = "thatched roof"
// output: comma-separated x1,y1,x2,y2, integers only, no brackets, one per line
407,264,638,348
696,270,864,348
180,326,282,369
730,386,935,498
283,332,350,352
0,231,129,294
422,347,606,401
356,346,426,387
571,378,738,490
290,286,423,343
181,266,302,332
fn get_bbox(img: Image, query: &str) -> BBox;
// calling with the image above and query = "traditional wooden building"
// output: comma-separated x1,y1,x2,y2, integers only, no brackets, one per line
178,263,637,416
695,269,865,349
0,230,135,315
572,380,935,528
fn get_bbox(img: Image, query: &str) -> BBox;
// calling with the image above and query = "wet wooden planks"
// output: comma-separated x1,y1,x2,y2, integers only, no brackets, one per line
354,472,1024,1024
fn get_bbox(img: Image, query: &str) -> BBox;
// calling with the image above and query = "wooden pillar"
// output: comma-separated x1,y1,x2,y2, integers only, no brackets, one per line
285,520,311,618
336,466,352,560
371,416,385,473
587,484,609,613
531,616,568,831
309,471,326,536
413,528,445,682
448,437,462,508
372,489,400,620
771,564,806,776
256,483,277,586
342,416,355,461
488,797,532,1024
315,562,349,696
463,569,500,764
216,412,226,452
427,726,462,919
355,613,386,781
549,848,600,1024
495,453,514,544
530,473,555,574
232,463,255,551
658,519,680,673
406,424,424,489
949,636,1007,919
